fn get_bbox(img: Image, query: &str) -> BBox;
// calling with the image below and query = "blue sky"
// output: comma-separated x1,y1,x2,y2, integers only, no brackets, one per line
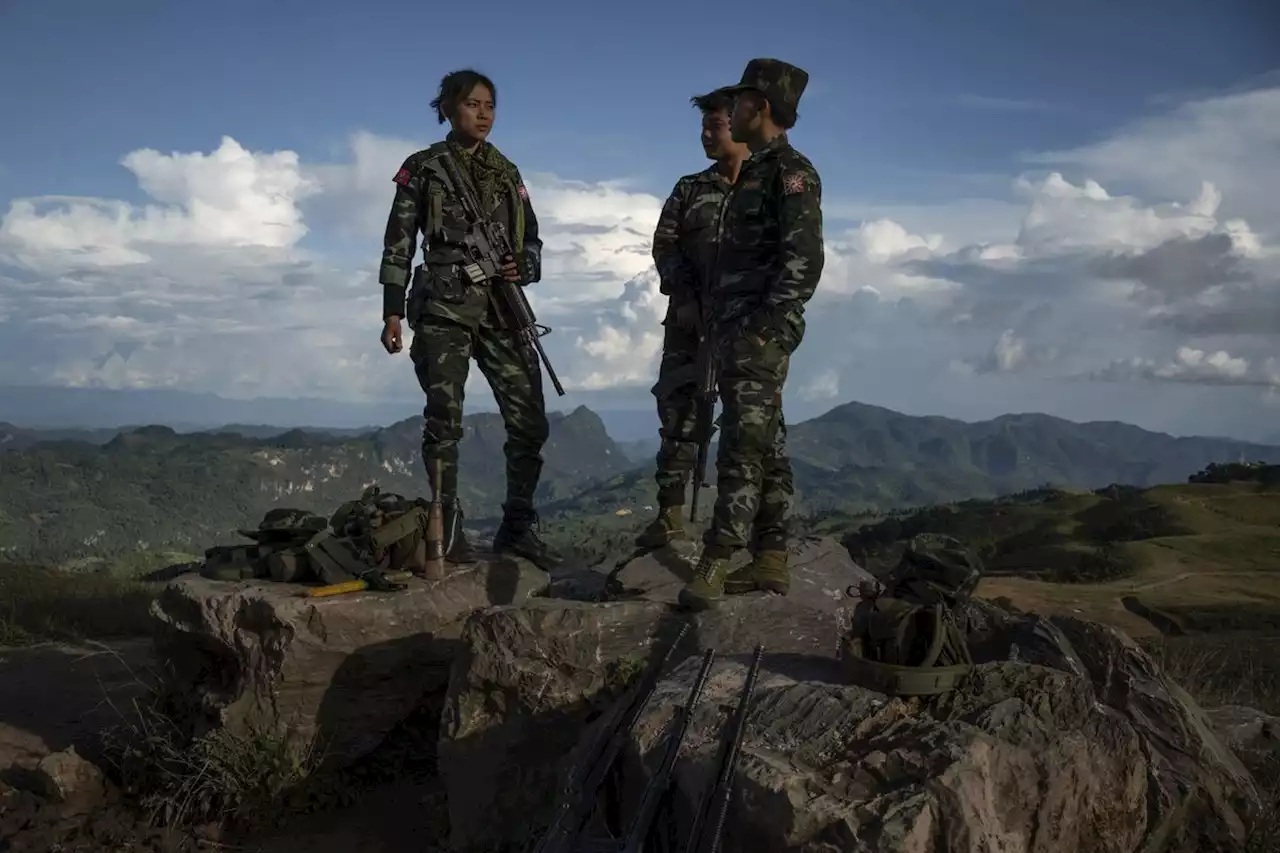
2,0,1274,205
0,0,1277,440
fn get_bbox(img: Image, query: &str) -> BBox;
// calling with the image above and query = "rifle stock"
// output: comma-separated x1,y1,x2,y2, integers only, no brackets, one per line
437,152,566,397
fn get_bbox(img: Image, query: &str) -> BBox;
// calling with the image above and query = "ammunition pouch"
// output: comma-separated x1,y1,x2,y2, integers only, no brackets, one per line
410,263,469,316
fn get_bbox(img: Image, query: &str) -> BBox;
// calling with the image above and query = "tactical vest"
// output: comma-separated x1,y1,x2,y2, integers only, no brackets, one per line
839,534,982,697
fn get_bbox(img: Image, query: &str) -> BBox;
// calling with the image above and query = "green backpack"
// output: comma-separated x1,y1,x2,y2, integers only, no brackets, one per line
839,534,981,697
301,486,435,582
199,490,434,586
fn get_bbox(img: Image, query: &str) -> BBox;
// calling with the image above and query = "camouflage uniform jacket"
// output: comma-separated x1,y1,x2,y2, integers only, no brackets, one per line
712,134,823,349
378,140,542,330
652,166,733,321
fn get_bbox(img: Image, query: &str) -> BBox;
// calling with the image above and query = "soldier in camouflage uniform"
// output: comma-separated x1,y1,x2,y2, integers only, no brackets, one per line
679,58,824,611
636,86,751,550
378,69,560,570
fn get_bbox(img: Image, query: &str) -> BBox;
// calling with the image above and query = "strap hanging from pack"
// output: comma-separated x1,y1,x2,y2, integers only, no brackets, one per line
841,594,975,697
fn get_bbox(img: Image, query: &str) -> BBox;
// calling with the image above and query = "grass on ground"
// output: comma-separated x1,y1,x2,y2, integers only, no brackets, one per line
0,563,158,646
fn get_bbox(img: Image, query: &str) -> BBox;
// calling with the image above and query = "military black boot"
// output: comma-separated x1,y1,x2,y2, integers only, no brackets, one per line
493,510,562,571
442,499,474,564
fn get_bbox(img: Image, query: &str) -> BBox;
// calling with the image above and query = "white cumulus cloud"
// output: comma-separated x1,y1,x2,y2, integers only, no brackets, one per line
0,81,1277,441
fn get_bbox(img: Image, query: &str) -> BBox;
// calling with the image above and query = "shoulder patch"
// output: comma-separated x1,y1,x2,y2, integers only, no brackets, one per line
783,172,807,195
393,167,411,186
517,184,529,200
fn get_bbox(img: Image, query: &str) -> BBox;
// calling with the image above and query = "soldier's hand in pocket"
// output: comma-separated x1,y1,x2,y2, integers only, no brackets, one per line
381,317,404,354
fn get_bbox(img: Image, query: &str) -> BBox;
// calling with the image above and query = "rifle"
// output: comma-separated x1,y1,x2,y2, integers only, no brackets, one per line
435,150,566,397
684,645,763,853
531,641,764,853
689,298,718,524
617,649,716,853
531,624,690,853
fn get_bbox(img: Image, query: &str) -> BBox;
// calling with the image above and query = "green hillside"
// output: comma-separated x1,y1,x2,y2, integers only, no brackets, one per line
2,400,1278,567
0,407,630,563
836,466,1280,641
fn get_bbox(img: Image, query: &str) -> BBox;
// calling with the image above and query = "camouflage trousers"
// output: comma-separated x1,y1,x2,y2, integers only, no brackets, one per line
409,314,549,518
703,331,795,555
650,320,699,507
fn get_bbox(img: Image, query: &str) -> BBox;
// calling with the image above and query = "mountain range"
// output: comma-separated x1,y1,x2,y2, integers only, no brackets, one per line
3,400,1278,564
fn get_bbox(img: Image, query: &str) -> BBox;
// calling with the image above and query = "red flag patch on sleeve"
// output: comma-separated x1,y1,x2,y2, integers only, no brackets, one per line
783,172,806,195
393,168,411,186
517,184,529,200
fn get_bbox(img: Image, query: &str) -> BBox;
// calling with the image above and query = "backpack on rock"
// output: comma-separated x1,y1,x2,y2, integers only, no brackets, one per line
198,487,443,585
839,533,982,697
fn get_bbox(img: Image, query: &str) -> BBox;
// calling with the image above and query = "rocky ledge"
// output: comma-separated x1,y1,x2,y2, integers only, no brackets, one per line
149,551,550,769
135,535,1270,852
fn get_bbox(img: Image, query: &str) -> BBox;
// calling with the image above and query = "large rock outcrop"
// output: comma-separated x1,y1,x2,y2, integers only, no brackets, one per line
437,535,1263,852
150,554,549,769
586,607,1263,853
438,536,874,851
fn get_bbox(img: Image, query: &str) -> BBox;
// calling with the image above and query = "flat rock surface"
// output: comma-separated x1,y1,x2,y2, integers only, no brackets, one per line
605,535,874,608
151,553,549,770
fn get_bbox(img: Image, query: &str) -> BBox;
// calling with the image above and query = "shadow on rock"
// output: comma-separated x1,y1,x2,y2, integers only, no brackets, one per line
436,535,870,852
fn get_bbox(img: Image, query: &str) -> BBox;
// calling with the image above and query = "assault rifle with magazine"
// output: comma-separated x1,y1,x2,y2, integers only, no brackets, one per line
435,150,566,397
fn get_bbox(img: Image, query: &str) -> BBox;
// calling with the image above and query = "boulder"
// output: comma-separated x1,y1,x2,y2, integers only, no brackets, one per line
1206,705,1280,782
29,747,107,816
438,536,873,851
590,607,1261,853
150,553,549,770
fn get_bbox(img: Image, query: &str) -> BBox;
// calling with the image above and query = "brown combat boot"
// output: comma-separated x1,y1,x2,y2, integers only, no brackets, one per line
677,551,731,611
723,549,790,595
634,505,688,550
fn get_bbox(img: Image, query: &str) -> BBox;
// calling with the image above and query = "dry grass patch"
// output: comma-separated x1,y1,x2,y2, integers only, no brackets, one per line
0,563,156,646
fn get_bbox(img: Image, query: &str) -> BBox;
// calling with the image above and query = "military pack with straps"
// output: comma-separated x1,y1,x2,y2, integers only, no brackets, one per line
839,533,982,697
199,487,436,586
200,508,329,582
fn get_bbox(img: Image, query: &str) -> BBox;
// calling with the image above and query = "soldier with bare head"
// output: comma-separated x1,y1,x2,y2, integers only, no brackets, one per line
637,86,751,550
377,69,561,571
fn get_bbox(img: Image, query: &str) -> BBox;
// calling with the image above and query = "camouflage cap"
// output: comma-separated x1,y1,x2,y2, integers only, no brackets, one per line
724,58,809,115
238,507,329,541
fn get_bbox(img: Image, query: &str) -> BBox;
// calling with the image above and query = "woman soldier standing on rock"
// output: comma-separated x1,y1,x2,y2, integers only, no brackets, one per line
375,69,561,572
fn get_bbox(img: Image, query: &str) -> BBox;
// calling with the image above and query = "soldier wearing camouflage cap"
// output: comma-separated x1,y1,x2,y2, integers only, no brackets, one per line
679,58,824,611
636,86,752,550
377,69,561,571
